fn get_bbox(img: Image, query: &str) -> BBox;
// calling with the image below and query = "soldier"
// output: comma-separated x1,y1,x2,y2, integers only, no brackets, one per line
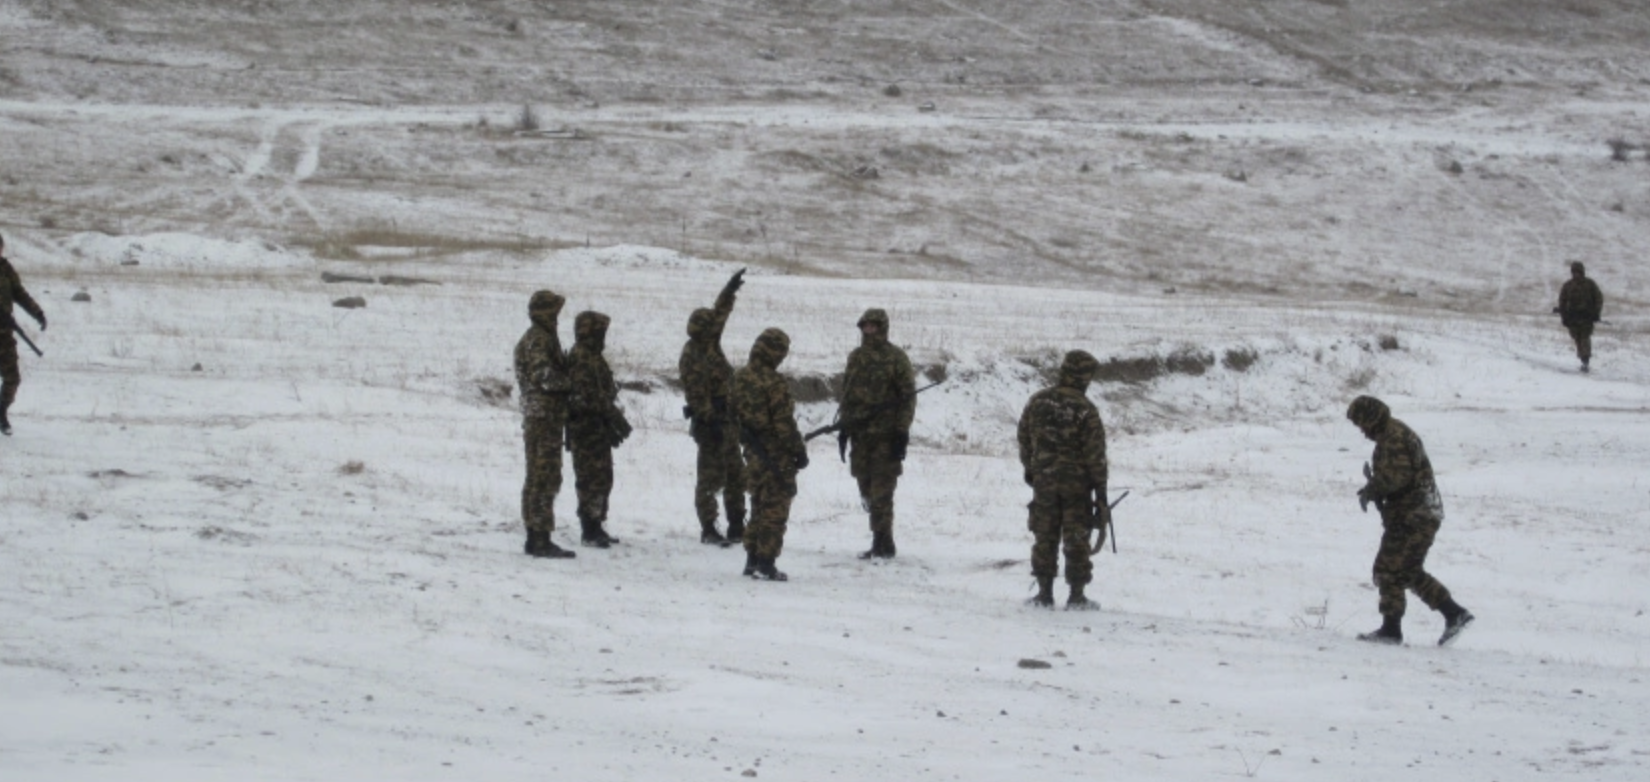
0,233,48,437
567,311,632,548
1017,350,1108,609
731,328,809,581
513,290,576,558
678,269,748,546
1554,261,1604,372
1346,395,1475,647
836,308,916,559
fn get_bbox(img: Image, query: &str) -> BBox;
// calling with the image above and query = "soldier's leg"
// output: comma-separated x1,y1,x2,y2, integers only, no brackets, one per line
693,435,724,529
720,430,748,536
1027,486,1060,604
1392,515,1455,613
0,341,20,414
1569,324,1593,364
1058,489,1094,587
1372,525,1411,620
521,417,563,533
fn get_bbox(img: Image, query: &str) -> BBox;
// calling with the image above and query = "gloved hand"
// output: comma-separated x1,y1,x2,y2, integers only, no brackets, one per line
608,414,633,447
794,450,810,471
1023,469,1035,486
36,312,46,331
724,268,747,296
893,431,909,462
1357,486,1373,513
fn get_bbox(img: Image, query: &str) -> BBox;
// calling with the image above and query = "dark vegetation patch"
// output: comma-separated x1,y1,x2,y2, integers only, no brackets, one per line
1222,347,1259,372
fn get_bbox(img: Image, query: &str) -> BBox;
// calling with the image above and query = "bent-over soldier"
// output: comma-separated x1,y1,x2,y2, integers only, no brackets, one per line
567,311,631,548
678,269,748,546
731,328,809,581
1017,350,1108,610
514,290,576,558
1346,395,1475,647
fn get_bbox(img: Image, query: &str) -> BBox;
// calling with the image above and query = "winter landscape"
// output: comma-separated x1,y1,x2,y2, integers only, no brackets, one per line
3,1,1650,780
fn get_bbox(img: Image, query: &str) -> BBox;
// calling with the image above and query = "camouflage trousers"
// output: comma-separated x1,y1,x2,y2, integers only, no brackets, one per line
1028,479,1094,585
0,337,20,411
1372,510,1454,619
520,416,565,532
571,439,614,526
693,424,746,529
1566,323,1594,361
743,467,796,559
849,435,903,536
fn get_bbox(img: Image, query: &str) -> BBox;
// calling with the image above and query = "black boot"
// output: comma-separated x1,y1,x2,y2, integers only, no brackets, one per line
580,519,611,549
524,529,543,555
1438,602,1475,647
725,515,745,544
701,525,730,547
1581,356,1591,373
741,551,758,577
0,405,10,436
525,529,575,559
1065,582,1099,611
1357,614,1403,645
754,556,788,582
1027,576,1055,608
857,532,895,560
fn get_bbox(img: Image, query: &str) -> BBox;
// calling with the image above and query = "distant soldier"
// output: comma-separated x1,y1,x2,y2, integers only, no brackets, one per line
514,290,576,558
1554,261,1604,372
567,311,632,548
836,308,916,559
1017,350,1108,609
678,269,748,546
1346,396,1475,647
731,328,809,581
0,233,48,437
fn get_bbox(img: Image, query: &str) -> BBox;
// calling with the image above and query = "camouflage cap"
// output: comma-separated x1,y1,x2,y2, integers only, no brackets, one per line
856,308,890,331
574,310,611,338
1059,349,1102,386
751,327,791,366
1571,260,1586,275
1345,395,1390,428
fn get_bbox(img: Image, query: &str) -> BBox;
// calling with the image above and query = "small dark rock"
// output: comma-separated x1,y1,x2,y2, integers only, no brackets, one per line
333,296,367,309
917,102,936,112
71,291,92,302
191,363,203,372
1017,659,1053,669
883,84,902,97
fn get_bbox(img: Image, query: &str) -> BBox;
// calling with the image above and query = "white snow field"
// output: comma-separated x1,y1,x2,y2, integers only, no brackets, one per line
3,2,1650,781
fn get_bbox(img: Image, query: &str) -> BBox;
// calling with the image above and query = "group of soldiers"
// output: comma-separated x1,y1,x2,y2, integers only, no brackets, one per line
0,234,1608,646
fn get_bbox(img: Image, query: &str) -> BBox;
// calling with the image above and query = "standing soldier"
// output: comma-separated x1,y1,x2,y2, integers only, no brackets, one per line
0,233,48,437
514,290,576,558
836,308,916,559
1017,350,1108,610
1554,261,1604,373
1346,395,1475,646
731,328,809,581
567,311,632,548
678,269,748,546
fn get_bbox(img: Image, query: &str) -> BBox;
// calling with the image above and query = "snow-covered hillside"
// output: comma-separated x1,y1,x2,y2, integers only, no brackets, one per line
3,2,1650,780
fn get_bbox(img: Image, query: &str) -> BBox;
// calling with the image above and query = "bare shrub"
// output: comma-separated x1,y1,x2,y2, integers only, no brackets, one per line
338,460,365,475
1222,348,1259,372
1165,348,1215,376
1377,334,1400,351
787,373,841,404
1093,356,1162,385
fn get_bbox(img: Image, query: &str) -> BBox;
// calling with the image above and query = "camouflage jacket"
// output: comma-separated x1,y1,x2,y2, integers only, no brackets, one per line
1,256,45,328
1364,417,1444,521
838,337,916,438
514,320,570,419
1017,385,1108,488
733,349,803,476
1558,276,1603,328
678,285,736,425
568,333,623,437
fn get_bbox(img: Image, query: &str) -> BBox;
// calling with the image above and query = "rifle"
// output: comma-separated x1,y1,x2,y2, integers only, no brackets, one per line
804,379,945,460
2,310,43,357
1089,490,1129,555
1552,308,1609,326
739,423,784,475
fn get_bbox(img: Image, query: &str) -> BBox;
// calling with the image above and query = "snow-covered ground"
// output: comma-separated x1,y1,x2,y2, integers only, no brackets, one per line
4,2,1650,780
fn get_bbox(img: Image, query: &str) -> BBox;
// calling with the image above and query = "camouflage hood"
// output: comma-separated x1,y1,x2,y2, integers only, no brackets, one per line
528,290,565,331
1346,395,1391,429
1058,350,1101,390
1571,261,1587,278
686,307,722,342
574,310,610,352
749,327,790,370
857,308,890,347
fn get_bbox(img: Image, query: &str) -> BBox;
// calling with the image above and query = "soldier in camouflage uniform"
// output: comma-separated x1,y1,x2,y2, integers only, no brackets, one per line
514,290,576,558
1017,350,1108,610
836,308,917,559
732,328,809,581
0,233,48,437
567,311,632,548
678,269,748,546
1555,261,1604,373
1346,395,1475,646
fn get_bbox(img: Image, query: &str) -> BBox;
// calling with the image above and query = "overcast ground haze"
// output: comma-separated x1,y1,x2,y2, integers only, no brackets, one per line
2,2,1649,780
